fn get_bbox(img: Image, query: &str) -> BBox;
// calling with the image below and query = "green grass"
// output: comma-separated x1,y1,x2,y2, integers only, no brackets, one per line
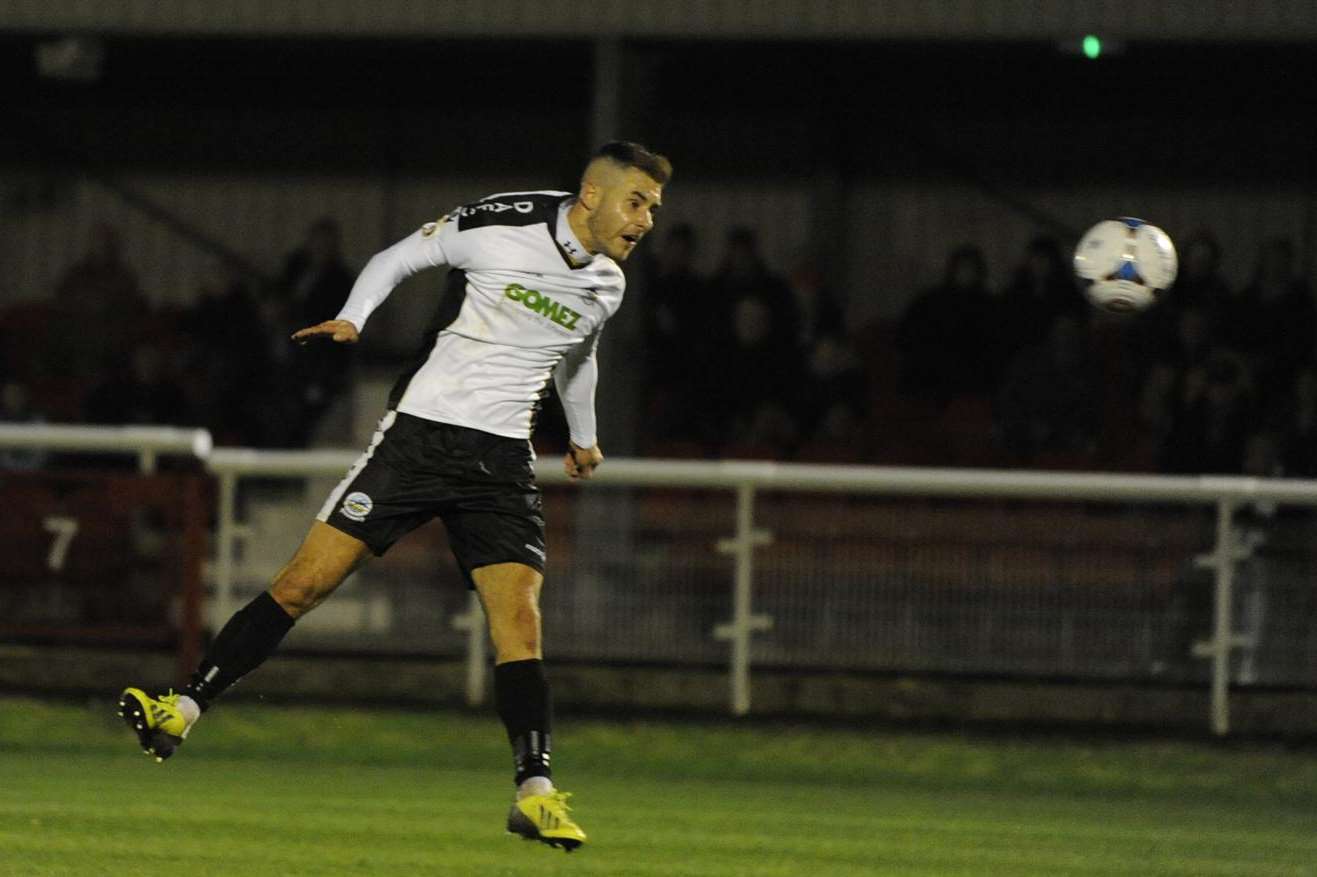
1,697,1314,876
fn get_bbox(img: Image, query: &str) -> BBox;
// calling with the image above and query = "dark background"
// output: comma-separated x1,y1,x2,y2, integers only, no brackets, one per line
5,36,1315,184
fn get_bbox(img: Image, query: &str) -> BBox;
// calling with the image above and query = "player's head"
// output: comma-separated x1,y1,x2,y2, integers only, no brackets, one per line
575,141,671,262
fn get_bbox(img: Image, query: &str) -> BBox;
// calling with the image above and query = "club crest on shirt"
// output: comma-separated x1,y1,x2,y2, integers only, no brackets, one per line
340,491,373,521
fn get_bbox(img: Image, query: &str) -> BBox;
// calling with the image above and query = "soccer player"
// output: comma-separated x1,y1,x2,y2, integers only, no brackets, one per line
119,141,671,852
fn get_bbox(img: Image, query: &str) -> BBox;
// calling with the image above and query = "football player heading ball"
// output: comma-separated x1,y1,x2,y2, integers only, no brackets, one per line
120,141,671,852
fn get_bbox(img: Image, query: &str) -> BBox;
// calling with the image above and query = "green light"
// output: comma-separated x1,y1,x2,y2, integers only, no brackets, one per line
1082,34,1102,60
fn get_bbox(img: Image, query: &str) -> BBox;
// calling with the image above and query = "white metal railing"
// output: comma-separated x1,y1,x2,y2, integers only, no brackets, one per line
206,448,1317,735
5,423,1314,734
0,423,212,472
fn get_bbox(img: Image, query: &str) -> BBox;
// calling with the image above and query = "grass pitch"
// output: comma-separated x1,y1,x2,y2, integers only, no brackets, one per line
0,696,1313,876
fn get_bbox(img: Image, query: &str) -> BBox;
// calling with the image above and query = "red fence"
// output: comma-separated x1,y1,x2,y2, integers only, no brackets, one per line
0,471,206,681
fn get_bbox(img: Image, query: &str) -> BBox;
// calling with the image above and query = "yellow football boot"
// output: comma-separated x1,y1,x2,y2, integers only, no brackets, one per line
507,790,588,852
118,688,193,763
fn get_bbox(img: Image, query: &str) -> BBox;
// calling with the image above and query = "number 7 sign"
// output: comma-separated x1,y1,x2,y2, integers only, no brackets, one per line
42,516,80,573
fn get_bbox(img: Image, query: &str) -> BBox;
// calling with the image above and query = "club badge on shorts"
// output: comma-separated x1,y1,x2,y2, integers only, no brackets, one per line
340,491,373,522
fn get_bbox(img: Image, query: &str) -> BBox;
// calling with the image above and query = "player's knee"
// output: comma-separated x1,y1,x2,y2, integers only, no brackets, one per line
508,604,541,655
270,568,329,618
269,523,368,618
493,638,541,663
490,602,541,660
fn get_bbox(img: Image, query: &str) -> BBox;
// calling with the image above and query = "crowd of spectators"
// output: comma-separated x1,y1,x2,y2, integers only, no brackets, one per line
4,217,1316,477
638,225,867,460
891,231,1317,475
0,218,356,450
637,225,1317,476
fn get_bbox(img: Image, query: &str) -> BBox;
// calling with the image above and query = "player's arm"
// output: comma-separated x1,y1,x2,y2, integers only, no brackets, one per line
555,331,604,480
291,219,453,344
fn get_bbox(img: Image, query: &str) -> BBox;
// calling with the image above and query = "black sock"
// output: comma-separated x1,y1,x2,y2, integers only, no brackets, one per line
494,659,552,786
182,591,295,712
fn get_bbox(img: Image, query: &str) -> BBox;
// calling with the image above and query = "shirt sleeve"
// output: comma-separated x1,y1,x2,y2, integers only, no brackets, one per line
334,215,458,331
554,329,602,449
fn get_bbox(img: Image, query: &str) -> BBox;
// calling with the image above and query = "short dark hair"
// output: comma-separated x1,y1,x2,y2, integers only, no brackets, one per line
593,140,672,185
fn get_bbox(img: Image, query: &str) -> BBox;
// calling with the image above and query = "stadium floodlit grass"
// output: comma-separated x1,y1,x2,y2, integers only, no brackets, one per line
1,697,1314,876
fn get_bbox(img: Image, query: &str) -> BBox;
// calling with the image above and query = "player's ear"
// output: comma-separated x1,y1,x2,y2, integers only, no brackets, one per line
578,180,601,211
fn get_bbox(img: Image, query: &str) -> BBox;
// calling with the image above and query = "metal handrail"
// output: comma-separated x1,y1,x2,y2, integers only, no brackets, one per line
0,423,212,472
208,448,1317,502
0,424,1290,734
205,446,1315,734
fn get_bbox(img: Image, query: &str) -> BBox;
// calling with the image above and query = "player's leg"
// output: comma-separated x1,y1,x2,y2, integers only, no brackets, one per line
268,521,374,618
120,522,371,761
120,410,427,760
474,563,549,785
436,424,582,848
474,561,551,789
473,562,586,851
474,561,544,662
186,520,371,703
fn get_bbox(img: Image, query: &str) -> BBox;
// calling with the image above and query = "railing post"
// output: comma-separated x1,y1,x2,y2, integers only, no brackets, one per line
214,471,238,627
451,591,488,706
139,448,157,474
1210,499,1238,736
1192,498,1250,736
714,484,773,716
176,475,206,683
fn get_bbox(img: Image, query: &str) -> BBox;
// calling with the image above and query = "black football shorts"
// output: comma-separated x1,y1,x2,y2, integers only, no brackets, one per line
318,411,546,585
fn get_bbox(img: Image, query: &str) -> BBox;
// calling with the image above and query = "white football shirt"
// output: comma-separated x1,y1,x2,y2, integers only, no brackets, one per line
335,191,625,448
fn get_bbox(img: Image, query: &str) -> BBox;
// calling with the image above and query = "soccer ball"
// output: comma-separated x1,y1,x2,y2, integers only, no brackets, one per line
1073,217,1178,313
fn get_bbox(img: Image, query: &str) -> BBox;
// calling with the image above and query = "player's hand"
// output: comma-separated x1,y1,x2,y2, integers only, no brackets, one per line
291,320,360,345
564,442,603,480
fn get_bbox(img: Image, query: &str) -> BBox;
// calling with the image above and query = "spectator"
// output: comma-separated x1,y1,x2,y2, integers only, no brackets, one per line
248,285,312,447
1159,349,1255,474
1139,228,1227,342
281,217,356,329
710,226,799,354
787,259,847,352
1251,238,1315,389
710,295,807,455
995,314,1101,460
51,223,150,376
1276,367,1317,477
182,263,269,445
279,218,356,439
799,334,868,453
1243,429,1284,479
897,244,996,402
84,344,190,426
997,236,1083,369
186,263,264,353
788,259,866,451
55,223,146,316
1139,306,1215,443
642,223,709,386
1209,237,1310,374
1166,230,1230,313
679,227,802,451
